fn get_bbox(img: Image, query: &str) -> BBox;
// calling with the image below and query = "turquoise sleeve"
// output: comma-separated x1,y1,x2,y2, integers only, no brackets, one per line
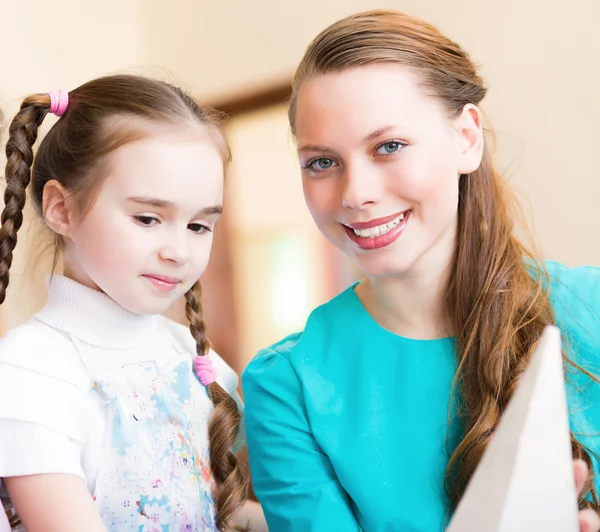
242,349,361,532
548,263,600,498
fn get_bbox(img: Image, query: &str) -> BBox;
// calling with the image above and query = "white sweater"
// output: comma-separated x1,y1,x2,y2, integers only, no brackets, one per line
0,275,242,499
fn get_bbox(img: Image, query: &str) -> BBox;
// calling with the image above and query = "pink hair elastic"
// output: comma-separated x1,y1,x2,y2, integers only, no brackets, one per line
48,90,69,117
195,355,217,386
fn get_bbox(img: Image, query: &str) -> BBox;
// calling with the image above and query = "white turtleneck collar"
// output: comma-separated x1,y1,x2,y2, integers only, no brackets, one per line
34,274,161,349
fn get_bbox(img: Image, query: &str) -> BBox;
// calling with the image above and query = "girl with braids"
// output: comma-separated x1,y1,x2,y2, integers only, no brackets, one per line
242,10,600,532
0,75,261,531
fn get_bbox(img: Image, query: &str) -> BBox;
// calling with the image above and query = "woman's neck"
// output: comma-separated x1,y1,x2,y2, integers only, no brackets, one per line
355,242,454,340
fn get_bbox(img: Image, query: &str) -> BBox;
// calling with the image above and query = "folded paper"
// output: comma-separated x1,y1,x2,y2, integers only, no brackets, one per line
447,326,578,531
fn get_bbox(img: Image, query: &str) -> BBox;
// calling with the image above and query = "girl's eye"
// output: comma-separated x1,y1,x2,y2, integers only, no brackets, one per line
134,215,159,226
304,157,339,172
375,141,405,155
188,223,210,234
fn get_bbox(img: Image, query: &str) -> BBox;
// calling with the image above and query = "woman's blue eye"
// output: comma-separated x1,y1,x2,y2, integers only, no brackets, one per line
306,158,338,171
375,141,403,155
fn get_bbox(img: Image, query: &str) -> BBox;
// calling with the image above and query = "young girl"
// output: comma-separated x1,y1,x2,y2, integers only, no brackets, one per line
242,10,600,532
0,75,253,531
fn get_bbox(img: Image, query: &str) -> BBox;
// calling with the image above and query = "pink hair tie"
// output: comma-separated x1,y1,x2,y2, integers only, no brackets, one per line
48,90,69,117
195,355,217,386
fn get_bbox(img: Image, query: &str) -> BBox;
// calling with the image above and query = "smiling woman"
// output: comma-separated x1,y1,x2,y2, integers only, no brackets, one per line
295,63,481,280
242,10,600,532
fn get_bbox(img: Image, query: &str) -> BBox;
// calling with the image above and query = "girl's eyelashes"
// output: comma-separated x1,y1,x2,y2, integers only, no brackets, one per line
133,215,159,226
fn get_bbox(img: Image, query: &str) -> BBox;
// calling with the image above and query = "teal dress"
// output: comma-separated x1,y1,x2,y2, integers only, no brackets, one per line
242,261,600,531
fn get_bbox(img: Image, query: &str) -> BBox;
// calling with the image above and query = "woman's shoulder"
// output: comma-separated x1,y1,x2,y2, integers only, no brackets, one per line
242,332,303,385
544,260,600,325
243,283,363,384
545,260,600,297
542,260,600,368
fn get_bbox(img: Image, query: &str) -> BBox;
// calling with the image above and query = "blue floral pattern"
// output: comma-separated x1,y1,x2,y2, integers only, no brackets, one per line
92,356,216,531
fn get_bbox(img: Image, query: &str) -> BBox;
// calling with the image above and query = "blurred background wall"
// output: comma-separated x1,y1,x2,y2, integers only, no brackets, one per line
1,0,599,373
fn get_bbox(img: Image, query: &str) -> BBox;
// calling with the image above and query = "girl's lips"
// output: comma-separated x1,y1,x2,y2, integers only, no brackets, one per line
143,274,180,284
142,274,181,291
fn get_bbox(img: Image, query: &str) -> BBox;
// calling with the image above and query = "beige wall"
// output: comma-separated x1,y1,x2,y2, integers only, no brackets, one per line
140,0,456,101
0,0,598,335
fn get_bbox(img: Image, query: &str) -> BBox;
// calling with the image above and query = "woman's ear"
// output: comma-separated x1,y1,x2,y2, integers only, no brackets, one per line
454,104,485,175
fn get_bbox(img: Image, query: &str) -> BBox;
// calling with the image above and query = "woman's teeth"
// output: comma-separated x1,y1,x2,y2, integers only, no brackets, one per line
352,212,406,238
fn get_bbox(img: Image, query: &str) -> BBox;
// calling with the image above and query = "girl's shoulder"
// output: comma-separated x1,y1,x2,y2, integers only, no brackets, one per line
0,317,85,388
0,319,92,443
